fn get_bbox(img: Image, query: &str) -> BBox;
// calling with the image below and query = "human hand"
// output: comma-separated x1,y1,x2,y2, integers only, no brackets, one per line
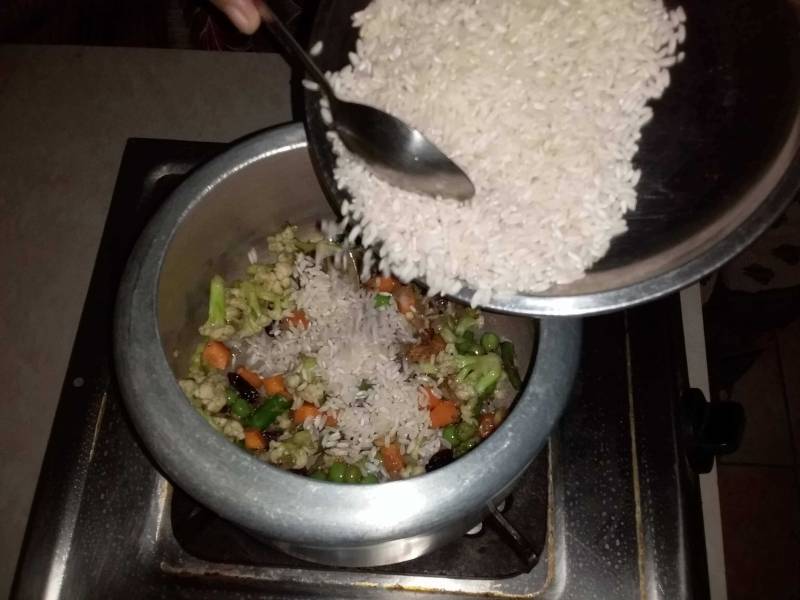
209,0,266,35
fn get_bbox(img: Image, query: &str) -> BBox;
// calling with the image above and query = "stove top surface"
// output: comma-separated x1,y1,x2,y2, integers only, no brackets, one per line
12,134,710,600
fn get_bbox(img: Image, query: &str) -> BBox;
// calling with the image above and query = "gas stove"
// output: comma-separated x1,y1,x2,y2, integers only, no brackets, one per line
12,135,711,600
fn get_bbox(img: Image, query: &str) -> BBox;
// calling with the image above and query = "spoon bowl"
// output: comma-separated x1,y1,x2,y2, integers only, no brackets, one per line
330,101,476,200
259,2,475,201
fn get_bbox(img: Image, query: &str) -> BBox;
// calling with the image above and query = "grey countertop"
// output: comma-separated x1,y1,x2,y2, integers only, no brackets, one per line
0,44,291,597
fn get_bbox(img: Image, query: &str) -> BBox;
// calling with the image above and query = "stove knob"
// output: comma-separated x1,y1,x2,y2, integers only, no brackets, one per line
681,387,745,474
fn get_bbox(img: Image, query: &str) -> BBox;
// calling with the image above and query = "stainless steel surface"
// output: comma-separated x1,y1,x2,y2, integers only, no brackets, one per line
304,0,800,316
113,123,580,566
259,3,475,200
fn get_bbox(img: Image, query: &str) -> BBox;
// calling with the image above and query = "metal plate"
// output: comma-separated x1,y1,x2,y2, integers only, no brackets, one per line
303,0,800,315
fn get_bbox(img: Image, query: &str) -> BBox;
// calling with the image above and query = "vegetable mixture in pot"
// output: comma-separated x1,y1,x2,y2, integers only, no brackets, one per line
178,226,529,483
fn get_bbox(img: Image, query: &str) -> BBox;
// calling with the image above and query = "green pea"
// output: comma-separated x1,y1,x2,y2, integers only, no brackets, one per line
480,332,500,352
454,437,479,458
361,473,379,484
374,293,392,309
442,424,459,445
328,462,347,483
310,469,328,480
344,464,363,483
457,421,477,442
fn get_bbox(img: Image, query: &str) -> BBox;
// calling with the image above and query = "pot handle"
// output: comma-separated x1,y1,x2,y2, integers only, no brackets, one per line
486,501,540,569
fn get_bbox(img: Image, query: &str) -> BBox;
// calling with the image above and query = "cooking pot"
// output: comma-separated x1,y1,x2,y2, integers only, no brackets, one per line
114,123,581,566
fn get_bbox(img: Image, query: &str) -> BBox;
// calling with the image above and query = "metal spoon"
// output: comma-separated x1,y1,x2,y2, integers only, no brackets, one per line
258,3,476,201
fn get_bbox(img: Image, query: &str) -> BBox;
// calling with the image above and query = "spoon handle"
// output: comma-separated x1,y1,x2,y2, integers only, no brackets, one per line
258,3,337,100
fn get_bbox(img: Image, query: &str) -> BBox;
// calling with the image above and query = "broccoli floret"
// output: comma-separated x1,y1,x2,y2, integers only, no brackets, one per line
268,225,339,257
454,309,483,337
186,343,208,380
201,262,296,341
226,280,277,338
207,275,226,326
179,367,228,413
441,352,503,398
199,276,236,340
434,310,484,347
267,430,318,469
267,226,300,256
212,416,246,441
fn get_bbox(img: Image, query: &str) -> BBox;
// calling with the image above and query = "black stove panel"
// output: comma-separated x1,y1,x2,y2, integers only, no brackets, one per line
11,135,711,600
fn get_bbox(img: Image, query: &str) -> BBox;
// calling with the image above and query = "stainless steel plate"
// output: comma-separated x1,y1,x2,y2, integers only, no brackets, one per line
303,0,800,315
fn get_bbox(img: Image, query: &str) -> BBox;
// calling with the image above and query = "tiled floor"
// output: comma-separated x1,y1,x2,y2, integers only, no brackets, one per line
711,317,800,600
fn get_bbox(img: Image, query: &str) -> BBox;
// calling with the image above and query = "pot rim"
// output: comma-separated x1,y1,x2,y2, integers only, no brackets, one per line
113,122,581,546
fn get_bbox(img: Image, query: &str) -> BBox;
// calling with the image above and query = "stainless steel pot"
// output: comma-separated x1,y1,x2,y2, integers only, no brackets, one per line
114,123,581,567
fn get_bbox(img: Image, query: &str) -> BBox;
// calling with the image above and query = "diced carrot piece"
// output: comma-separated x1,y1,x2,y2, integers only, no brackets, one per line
293,403,320,425
429,400,459,428
202,340,231,370
380,443,405,478
284,310,310,330
392,285,416,317
244,428,267,450
263,374,288,397
367,276,398,293
420,386,441,409
236,367,263,390
479,413,497,438
324,412,338,427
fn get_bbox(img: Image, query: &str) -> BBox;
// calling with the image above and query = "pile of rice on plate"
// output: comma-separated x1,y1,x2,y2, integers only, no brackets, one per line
315,0,687,305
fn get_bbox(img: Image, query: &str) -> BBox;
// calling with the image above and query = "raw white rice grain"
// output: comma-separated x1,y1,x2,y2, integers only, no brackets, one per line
324,0,686,304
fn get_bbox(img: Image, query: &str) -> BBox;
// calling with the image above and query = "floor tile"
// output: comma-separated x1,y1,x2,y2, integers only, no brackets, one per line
720,344,794,465
717,465,800,600
777,317,800,459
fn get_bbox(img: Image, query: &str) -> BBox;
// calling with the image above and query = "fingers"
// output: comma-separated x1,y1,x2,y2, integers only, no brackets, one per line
209,0,263,35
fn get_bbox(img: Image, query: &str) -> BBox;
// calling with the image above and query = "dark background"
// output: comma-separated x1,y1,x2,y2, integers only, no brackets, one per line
0,0,317,51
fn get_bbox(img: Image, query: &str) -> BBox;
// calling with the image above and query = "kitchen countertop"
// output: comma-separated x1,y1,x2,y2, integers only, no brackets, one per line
0,44,291,598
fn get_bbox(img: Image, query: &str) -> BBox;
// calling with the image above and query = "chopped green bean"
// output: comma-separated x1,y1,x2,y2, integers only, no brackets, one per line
456,339,484,355
500,342,522,390
244,394,290,429
361,473,379,484
440,327,458,344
